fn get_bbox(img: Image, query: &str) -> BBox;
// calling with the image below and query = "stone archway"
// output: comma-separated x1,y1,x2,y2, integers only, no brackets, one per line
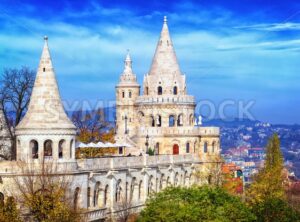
173,144,179,155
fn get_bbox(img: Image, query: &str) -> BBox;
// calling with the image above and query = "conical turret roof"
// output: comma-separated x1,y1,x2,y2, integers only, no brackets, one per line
148,16,182,76
16,37,76,133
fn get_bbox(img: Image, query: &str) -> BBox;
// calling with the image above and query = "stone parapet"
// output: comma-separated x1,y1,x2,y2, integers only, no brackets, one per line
77,154,206,171
137,126,220,137
135,95,195,105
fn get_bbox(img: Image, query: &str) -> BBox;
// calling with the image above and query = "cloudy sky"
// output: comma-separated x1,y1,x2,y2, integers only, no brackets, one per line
0,0,300,124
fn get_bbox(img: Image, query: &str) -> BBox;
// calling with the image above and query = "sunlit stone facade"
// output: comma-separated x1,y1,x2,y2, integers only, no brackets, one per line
0,17,221,222
115,17,220,156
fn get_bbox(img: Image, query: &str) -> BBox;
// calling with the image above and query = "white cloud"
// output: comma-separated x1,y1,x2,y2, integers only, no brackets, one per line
235,22,300,31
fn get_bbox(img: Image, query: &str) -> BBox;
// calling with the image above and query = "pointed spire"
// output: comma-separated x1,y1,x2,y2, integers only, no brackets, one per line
148,16,181,76
118,50,139,86
124,49,133,72
16,37,76,132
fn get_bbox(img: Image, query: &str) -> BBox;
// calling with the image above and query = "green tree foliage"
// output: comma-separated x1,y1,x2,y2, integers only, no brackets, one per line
251,198,300,222
138,186,256,222
0,197,21,222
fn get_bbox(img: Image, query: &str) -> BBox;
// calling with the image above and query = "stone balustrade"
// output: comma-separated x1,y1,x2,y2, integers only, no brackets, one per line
137,126,220,137
135,95,195,105
85,208,107,221
76,154,205,171
0,154,208,174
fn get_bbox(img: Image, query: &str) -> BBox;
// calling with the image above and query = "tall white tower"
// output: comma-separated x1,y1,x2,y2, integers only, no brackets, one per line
115,52,140,142
15,37,77,162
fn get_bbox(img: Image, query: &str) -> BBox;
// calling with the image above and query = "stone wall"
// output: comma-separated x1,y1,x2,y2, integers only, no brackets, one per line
0,153,221,221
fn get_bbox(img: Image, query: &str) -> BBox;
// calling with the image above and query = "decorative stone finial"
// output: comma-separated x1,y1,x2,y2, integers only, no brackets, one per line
164,16,167,24
44,36,48,41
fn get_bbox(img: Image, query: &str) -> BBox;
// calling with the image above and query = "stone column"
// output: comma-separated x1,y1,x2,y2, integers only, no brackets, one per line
52,139,59,160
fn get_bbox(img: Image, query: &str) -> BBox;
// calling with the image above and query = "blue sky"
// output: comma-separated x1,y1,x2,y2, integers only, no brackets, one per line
0,0,300,124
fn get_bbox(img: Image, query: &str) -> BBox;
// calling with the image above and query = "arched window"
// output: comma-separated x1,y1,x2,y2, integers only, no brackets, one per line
160,174,165,189
186,142,190,153
44,140,52,157
129,91,132,98
70,139,74,158
145,87,149,95
0,192,4,206
148,176,154,196
151,115,155,127
58,140,65,159
175,173,179,186
184,171,188,186
166,177,170,186
115,180,122,202
177,114,183,126
212,142,216,153
138,181,143,200
173,86,178,95
169,115,175,127
130,178,136,201
30,140,38,159
204,142,208,153
104,185,109,206
94,182,100,207
122,91,125,98
156,115,162,127
87,187,91,208
125,182,129,201
189,114,194,126
74,187,80,210
158,86,162,95
155,142,159,155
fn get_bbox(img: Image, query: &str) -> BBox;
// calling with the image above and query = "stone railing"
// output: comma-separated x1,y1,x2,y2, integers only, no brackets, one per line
77,154,204,171
135,95,195,105
0,161,78,174
85,208,107,221
0,153,216,174
137,126,220,137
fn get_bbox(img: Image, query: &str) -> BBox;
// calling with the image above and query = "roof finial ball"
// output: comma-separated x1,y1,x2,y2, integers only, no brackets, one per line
44,35,48,42
164,16,167,24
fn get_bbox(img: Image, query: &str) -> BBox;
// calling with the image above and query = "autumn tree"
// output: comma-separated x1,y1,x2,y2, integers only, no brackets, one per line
0,67,35,159
72,109,109,143
245,134,299,221
194,155,224,187
12,160,83,222
0,196,21,222
246,134,285,205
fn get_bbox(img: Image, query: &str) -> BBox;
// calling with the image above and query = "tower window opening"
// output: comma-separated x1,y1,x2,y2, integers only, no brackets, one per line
177,114,183,126
59,140,65,159
173,86,178,95
186,142,190,153
158,86,162,95
145,87,149,95
30,140,39,159
169,115,175,127
43,67,45,72
122,91,125,98
44,140,53,157
151,116,155,127
204,142,208,153
156,115,162,127
129,91,132,98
